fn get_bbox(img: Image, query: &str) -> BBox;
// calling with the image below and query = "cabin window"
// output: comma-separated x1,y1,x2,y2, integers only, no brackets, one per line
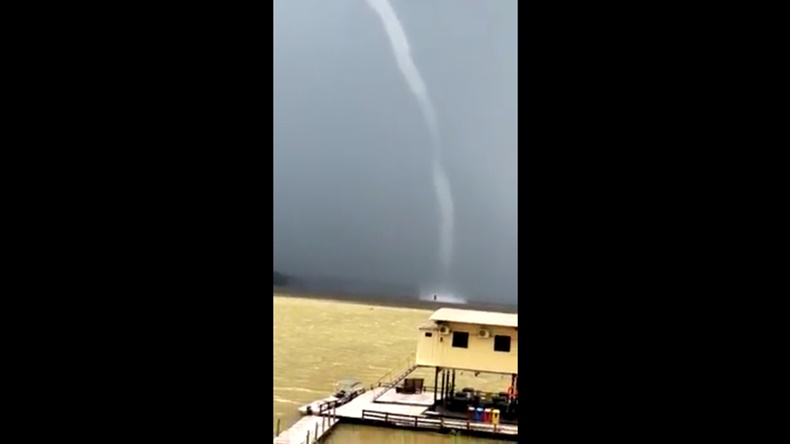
494,335,511,352
452,331,469,348
424,332,433,337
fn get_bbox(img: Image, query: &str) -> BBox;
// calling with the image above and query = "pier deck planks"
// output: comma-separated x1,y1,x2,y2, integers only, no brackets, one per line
273,415,338,444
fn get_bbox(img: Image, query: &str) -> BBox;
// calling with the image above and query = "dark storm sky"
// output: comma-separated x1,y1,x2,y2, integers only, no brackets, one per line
274,0,518,303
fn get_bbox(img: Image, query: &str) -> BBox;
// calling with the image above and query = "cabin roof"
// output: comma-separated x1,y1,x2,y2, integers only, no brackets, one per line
429,308,518,328
335,379,363,388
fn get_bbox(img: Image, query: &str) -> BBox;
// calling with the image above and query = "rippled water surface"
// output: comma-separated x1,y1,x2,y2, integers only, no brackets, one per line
273,295,514,443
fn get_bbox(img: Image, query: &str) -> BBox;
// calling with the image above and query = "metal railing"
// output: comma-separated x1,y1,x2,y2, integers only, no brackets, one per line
274,408,339,444
370,353,416,390
360,409,516,436
369,353,418,403
316,398,341,415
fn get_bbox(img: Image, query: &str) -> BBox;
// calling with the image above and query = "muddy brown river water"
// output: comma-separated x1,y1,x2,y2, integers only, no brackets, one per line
273,295,515,443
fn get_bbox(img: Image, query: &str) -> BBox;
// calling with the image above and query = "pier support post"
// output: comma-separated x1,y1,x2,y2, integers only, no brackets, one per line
513,375,518,398
442,369,449,409
509,373,518,414
451,369,456,398
433,367,439,406
440,369,446,408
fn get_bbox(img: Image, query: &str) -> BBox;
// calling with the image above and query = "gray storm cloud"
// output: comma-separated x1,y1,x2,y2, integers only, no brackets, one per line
274,0,518,304
364,0,455,286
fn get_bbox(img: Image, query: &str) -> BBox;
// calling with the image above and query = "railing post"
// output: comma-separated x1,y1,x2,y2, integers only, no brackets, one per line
315,422,318,439
306,430,310,444
276,418,281,436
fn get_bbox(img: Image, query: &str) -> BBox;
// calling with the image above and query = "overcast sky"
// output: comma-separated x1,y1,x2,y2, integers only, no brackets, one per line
274,0,518,303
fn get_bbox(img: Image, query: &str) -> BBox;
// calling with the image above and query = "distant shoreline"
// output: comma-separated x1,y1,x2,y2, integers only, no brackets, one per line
273,287,518,313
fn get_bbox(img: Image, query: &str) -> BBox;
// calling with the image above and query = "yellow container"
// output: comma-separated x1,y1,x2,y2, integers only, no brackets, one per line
491,409,500,425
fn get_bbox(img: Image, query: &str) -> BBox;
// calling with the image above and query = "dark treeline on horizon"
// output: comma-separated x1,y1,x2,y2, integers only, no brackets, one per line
273,270,517,311
273,270,291,286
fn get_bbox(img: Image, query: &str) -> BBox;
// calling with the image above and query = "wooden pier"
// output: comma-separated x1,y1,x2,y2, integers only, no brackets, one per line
360,409,518,438
276,307,520,442
334,387,430,418
285,385,517,442
276,368,517,442
273,414,338,444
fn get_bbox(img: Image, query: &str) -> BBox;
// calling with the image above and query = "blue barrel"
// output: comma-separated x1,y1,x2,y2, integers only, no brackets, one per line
474,407,483,422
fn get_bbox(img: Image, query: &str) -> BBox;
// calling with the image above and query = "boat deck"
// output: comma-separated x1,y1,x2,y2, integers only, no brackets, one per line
297,396,337,415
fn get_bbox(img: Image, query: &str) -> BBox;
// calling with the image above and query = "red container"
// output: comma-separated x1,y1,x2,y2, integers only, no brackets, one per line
483,408,492,423
467,406,475,420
